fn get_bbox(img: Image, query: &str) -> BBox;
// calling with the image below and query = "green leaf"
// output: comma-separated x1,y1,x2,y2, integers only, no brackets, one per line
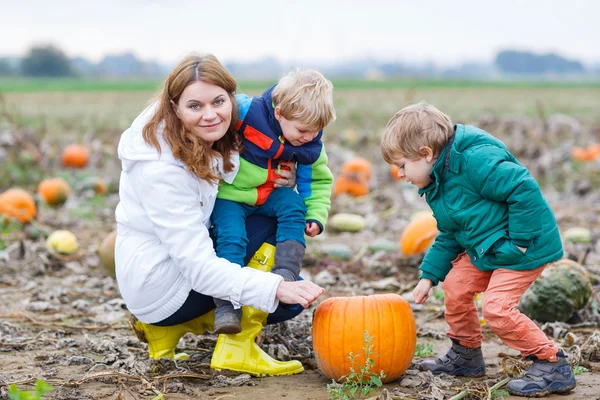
370,376,383,387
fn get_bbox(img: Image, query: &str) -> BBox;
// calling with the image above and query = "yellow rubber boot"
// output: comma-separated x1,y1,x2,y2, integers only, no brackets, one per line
130,310,214,360
210,243,304,376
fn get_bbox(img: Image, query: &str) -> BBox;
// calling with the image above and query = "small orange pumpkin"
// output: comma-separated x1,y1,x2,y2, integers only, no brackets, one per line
0,188,37,223
37,177,71,207
333,173,369,197
313,294,416,383
390,165,402,181
587,143,600,160
571,146,595,162
341,158,372,181
400,212,439,256
61,144,89,168
79,177,108,195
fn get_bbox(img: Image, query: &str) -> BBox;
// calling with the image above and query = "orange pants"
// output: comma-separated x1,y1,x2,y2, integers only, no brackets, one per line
442,252,557,360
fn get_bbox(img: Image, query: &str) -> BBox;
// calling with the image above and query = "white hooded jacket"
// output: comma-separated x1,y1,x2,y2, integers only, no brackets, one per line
115,103,283,324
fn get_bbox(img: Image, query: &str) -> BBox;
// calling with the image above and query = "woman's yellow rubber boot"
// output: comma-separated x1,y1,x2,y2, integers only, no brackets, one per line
129,310,214,360
210,243,304,376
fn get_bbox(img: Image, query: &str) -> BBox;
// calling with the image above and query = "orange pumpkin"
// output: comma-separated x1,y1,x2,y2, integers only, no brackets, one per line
341,158,372,181
79,177,108,195
571,146,595,162
587,143,600,160
0,188,37,223
37,177,71,207
400,212,439,256
61,144,89,168
313,294,416,383
333,173,369,197
390,165,402,181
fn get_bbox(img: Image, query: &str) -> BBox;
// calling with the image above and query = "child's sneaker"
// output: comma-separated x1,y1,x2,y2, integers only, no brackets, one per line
214,300,242,334
507,349,576,397
419,339,485,377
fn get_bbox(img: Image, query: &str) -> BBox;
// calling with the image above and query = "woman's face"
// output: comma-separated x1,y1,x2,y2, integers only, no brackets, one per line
175,80,232,147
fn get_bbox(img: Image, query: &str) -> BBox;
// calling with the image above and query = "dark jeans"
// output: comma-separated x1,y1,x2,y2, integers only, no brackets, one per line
211,188,307,267
154,214,304,326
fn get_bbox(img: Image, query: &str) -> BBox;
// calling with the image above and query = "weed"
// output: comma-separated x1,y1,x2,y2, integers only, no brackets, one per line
8,379,52,400
326,330,386,400
573,365,589,376
491,389,509,399
414,343,434,358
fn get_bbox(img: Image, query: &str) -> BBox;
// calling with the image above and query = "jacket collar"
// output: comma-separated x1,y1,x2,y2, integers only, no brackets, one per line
261,85,284,136
418,124,463,197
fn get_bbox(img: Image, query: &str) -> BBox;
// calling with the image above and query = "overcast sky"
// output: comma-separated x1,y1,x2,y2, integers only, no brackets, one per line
1,0,598,66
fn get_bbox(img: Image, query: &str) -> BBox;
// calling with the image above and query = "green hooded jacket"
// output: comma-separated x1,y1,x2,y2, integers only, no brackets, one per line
418,124,563,285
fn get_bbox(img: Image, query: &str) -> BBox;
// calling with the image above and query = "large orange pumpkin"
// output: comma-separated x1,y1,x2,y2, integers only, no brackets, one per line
61,144,89,168
341,158,373,181
37,177,71,207
312,294,416,383
400,212,439,256
0,188,37,223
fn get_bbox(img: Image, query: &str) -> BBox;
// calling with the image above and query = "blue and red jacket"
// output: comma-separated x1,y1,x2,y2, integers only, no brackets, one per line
217,85,333,232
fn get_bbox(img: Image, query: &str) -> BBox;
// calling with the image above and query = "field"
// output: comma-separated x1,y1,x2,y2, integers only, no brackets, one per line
1,80,600,400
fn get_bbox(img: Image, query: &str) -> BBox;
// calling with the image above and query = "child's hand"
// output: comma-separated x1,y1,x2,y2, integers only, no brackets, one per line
305,222,320,237
273,161,296,188
413,279,434,304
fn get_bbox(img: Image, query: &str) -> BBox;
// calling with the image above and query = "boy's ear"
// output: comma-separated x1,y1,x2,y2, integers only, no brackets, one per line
419,146,434,162
274,106,282,121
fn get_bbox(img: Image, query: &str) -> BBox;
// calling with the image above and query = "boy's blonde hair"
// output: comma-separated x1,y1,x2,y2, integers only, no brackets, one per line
272,69,336,132
381,102,454,163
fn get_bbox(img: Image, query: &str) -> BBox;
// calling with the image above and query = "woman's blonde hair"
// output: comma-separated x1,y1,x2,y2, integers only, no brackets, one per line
272,69,336,132
142,53,241,182
381,102,453,164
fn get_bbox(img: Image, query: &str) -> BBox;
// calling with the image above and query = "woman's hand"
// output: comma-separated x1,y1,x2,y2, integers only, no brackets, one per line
413,279,434,304
273,161,297,188
276,280,324,308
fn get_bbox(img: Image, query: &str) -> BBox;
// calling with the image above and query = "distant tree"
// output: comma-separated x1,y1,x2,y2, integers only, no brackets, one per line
21,45,73,77
0,58,14,76
495,50,585,74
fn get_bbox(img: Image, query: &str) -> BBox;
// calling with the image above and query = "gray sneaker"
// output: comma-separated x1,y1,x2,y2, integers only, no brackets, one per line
507,349,576,397
419,339,485,377
213,299,242,334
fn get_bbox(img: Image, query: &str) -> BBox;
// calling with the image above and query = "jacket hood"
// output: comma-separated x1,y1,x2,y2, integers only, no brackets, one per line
118,102,181,172
117,101,239,183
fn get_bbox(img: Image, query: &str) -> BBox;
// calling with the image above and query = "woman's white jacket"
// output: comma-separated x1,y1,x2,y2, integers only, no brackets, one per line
115,103,283,324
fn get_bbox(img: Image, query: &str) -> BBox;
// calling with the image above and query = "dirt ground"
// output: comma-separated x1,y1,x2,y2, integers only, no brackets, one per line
1,247,599,400
1,112,600,399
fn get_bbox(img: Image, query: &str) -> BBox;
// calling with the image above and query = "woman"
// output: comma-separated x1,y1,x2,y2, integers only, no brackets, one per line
115,53,323,376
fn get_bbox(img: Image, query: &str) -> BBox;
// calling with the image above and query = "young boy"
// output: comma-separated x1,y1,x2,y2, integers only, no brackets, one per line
381,102,575,397
211,69,335,334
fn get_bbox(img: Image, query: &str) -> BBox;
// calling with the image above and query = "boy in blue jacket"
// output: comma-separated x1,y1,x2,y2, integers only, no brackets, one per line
380,102,575,397
211,69,335,334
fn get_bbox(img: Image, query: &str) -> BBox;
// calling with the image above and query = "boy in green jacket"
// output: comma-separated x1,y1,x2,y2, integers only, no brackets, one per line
381,102,575,397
